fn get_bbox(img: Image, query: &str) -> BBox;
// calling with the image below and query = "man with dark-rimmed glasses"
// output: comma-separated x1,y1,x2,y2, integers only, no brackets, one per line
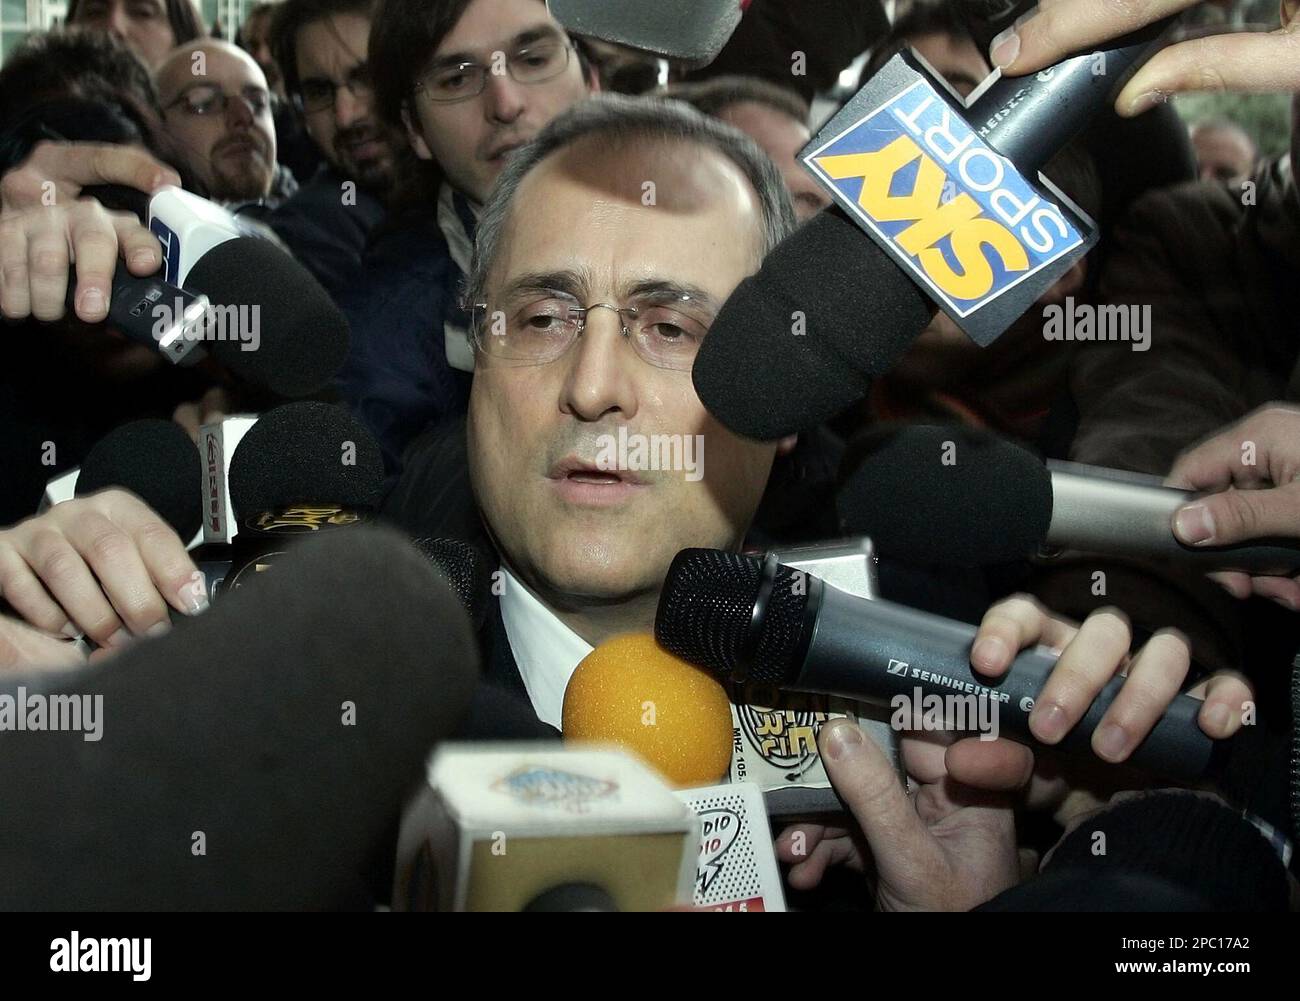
263,0,400,297
335,0,600,474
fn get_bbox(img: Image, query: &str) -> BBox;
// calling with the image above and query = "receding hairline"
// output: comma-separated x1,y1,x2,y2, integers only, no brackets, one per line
156,38,266,92
494,130,770,271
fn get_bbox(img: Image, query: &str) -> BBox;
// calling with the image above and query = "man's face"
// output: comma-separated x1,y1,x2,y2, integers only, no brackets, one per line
240,10,282,93
295,13,396,191
159,44,277,203
405,0,594,203
74,0,177,68
908,31,991,98
1191,125,1256,184
716,100,828,222
468,138,779,608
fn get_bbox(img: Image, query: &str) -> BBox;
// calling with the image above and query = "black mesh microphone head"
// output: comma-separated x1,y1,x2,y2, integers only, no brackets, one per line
838,423,1053,565
75,418,202,539
412,537,491,631
692,206,933,440
655,547,812,686
182,236,350,398
228,402,385,520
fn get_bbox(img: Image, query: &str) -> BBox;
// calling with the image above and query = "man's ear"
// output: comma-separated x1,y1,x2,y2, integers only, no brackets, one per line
401,103,433,161
776,433,798,458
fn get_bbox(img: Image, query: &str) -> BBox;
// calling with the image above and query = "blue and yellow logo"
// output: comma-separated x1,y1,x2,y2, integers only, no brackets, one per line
804,80,1083,316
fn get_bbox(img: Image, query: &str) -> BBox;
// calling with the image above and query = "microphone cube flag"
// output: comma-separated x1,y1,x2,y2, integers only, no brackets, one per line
802,49,1095,346
675,782,785,912
392,745,699,912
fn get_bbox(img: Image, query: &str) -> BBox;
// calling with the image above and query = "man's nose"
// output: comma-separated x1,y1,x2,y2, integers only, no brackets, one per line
225,94,255,128
105,7,132,40
334,85,367,129
560,310,639,423
481,71,527,125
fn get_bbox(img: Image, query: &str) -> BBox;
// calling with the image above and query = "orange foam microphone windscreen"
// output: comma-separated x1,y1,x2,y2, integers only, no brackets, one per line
562,632,733,788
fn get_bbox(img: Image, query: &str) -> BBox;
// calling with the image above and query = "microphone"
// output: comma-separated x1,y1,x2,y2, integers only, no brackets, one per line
38,419,203,544
839,424,1300,574
392,743,699,911
547,0,745,66
692,20,1177,440
78,186,349,398
655,548,1228,784
0,525,479,909
197,401,386,594
71,419,203,542
561,632,733,788
411,537,492,632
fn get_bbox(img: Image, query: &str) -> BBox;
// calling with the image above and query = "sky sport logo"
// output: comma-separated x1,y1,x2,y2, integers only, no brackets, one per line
803,79,1084,318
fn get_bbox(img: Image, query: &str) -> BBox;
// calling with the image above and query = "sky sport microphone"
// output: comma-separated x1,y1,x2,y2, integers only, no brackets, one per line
692,20,1176,441
547,0,746,66
838,424,1300,574
0,526,478,910
656,548,1228,784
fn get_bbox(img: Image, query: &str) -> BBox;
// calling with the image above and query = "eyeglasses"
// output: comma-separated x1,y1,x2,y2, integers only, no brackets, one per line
295,62,373,114
166,84,271,117
469,293,712,371
415,39,575,104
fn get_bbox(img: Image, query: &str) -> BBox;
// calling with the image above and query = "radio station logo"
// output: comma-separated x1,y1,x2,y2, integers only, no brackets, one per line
803,77,1084,317
491,766,617,813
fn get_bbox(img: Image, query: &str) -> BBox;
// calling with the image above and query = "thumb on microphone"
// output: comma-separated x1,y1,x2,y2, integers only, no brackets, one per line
1172,481,1300,547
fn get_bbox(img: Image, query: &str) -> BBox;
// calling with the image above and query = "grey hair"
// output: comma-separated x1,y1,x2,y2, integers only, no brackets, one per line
466,93,796,309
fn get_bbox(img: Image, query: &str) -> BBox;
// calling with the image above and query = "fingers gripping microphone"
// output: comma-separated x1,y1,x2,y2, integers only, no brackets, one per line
73,186,350,398
839,424,1300,573
692,19,1176,440
547,0,746,66
655,548,1226,784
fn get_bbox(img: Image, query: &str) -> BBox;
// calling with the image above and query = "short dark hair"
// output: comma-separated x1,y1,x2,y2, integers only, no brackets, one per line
862,0,980,83
0,28,162,128
235,2,278,49
269,0,375,99
661,75,810,126
369,0,592,132
66,0,206,49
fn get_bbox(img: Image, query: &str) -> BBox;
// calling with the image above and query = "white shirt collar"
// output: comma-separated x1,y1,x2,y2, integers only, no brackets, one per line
497,566,593,730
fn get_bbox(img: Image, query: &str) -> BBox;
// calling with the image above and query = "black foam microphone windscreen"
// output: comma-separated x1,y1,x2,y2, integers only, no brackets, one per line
837,424,1053,565
74,419,202,540
227,401,386,520
0,525,478,910
548,0,744,65
413,538,492,631
692,206,934,440
182,237,350,398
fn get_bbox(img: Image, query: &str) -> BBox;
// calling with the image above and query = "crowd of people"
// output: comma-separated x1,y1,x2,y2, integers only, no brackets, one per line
0,0,1297,912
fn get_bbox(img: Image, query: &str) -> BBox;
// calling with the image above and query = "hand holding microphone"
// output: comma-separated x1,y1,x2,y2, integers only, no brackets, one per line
990,0,1300,112
774,722,1024,910
1,139,178,322
1168,403,1300,610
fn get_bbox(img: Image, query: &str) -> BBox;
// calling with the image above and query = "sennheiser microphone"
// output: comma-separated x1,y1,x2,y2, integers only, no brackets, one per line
547,0,746,66
692,19,1177,440
838,424,1300,574
655,548,1228,783
0,526,479,909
